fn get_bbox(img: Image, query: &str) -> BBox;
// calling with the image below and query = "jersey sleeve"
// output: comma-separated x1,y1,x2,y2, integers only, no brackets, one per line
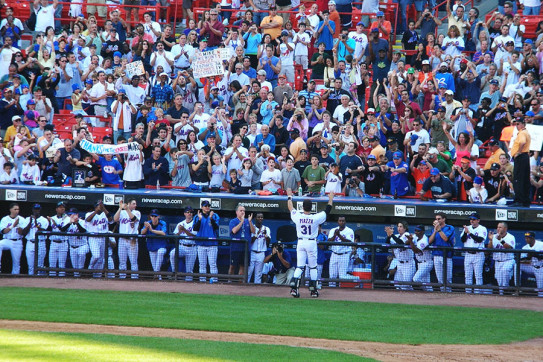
315,211,327,225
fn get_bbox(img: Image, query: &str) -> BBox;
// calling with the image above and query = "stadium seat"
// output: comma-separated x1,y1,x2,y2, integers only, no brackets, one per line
92,127,113,143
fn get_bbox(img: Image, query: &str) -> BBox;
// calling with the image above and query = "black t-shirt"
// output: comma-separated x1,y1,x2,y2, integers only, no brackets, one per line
294,160,310,189
163,36,176,51
362,167,384,194
83,163,101,186
203,144,224,155
166,105,189,120
191,160,210,183
272,125,290,147
483,169,503,199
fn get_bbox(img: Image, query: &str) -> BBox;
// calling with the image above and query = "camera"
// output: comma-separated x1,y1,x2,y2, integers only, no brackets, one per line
273,242,284,252
342,34,347,40
296,114,302,121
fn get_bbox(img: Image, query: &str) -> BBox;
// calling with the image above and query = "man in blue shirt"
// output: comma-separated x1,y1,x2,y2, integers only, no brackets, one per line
254,124,276,152
263,240,295,285
420,167,454,201
93,153,123,185
435,62,455,93
257,45,281,88
229,205,255,279
316,10,336,55
338,142,363,186
429,212,455,292
193,199,220,282
384,151,410,196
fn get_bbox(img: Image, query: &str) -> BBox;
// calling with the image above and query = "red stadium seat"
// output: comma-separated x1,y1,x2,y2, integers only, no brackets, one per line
92,127,113,143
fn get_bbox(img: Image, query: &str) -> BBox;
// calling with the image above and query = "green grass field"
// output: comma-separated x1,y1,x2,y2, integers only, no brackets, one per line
0,330,368,361
1,287,542,345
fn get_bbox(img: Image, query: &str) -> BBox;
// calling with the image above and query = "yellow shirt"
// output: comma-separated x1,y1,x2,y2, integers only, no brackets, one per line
260,15,284,40
4,126,31,146
511,128,531,157
448,14,467,37
484,148,505,170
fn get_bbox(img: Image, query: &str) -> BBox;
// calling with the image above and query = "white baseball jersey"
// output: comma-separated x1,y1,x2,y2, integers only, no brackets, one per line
414,234,432,263
290,209,326,239
461,225,488,249
492,233,516,262
50,214,69,242
66,220,87,247
523,240,543,268
175,219,195,245
20,216,49,242
0,215,23,240
118,210,141,235
252,225,270,252
325,172,342,194
328,226,354,254
85,212,110,233
390,233,414,262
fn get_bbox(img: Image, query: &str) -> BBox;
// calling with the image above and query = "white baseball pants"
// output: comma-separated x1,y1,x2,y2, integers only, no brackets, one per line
70,244,90,277
394,260,415,290
49,240,68,276
328,252,351,287
294,239,318,281
25,240,46,275
247,250,266,283
495,259,515,294
464,252,485,293
118,238,139,279
170,244,198,281
0,239,23,274
149,248,167,280
413,260,434,292
434,256,452,292
88,237,106,276
198,246,218,282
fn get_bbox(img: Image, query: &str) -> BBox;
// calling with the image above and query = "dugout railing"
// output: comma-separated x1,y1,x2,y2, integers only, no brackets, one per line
309,241,543,297
34,231,249,283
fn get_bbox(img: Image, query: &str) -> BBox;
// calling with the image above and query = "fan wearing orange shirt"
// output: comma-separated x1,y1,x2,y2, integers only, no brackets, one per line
327,1,341,39
370,11,391,40
410,157,432,199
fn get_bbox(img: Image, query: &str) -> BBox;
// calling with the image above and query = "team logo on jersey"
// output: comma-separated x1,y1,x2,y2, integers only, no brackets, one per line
5,189,27,201
296,201,317,213
200,197,221,209
495,209,518,221
103,194,124,206
394,205,416,217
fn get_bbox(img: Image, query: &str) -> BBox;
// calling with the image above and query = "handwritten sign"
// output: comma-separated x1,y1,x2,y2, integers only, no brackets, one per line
192,50,227,79
125,60,145,78
79,139,140,155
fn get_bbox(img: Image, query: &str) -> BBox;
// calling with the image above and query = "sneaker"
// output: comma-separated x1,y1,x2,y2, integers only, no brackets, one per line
310,290,319,298
290,288,300,298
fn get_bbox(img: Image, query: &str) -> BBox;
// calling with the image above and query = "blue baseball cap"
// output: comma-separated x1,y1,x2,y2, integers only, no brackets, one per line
367,154,376,160
376,11,385,17
473,177,483,185
113,51,122,58
85,79,93,85
526,110,536,117
118,88,126,94
393,151,402,159
430,168,440,176
469,212,481,219
72,83,81,91
27,99,36,105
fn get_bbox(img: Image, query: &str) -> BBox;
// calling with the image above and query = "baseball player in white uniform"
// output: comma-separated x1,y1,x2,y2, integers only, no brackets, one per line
385,221,415,291
170,206,198,281
287,190,334,298
114,198,141,279
85,201,113,277
20,204,49,275
248,213,271,284
488,222,516,295
328,216,355,287
460,212,487,294
0,203,24,274
410,225,433,292
521,232,543,297
62,208,89,277
48,202,69,277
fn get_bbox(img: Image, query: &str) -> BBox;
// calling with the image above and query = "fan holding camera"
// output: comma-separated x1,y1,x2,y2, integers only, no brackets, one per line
112,89,137,144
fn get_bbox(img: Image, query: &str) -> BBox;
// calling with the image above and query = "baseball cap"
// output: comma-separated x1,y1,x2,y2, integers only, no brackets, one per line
145,96,153,102
201,200,211,207
488,138,499,146
473,177,483,185
376,11,384,16
393,151,402,159
422,60,430,65
427,147,438,155
201,37,209,42
438,84,447,89
460,156,470,163
419,160,427,166
526,111,535,117
206,133,216,139
257,69,266,76
414,225,424,232
490,163,500,171
66,208,78,215
85,79,94,85
278,74,287,79
489,79,499,85
12,115,21,122
57,201,67,207
445,90,454,96
27,99,36,105
118,88,126,94
370,136,379,142
407,67,415,74
159,72,169,78
525,231,536,238
469,212,480,219
71,84,81,92
290,128,300,134
281,30,289,37
367,154,376,160
184,206,194,213
437,106,446,112
366,108,375,114
320,144,328,149
150,209,160,216
113,51,122,58
499,97,507,102
430,168,440,176
328,0,336,4
32,203,42,209
440,62,448,68
357,21,365,27
524,39,534,45
299,148,308,153
387,138,397,144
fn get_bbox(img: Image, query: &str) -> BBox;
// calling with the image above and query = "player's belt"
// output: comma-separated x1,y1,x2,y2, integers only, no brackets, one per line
252,250,265,253
534,265,542,269
417,259,431,263
300,238,315,241
5,239,22,242
398,260,412,263
182,244,195,247
332,252,348,255
467,251,479,254
70,245,82,249
51,239,65,243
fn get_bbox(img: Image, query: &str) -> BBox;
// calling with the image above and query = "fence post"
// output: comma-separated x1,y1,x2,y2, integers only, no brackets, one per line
34,231,39,276
515,251,521,296
243,239,249,283
442,252,448,292
370,244,376,289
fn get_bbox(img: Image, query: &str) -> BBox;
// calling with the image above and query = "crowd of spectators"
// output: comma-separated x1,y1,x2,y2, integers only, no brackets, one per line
0,0,542,205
